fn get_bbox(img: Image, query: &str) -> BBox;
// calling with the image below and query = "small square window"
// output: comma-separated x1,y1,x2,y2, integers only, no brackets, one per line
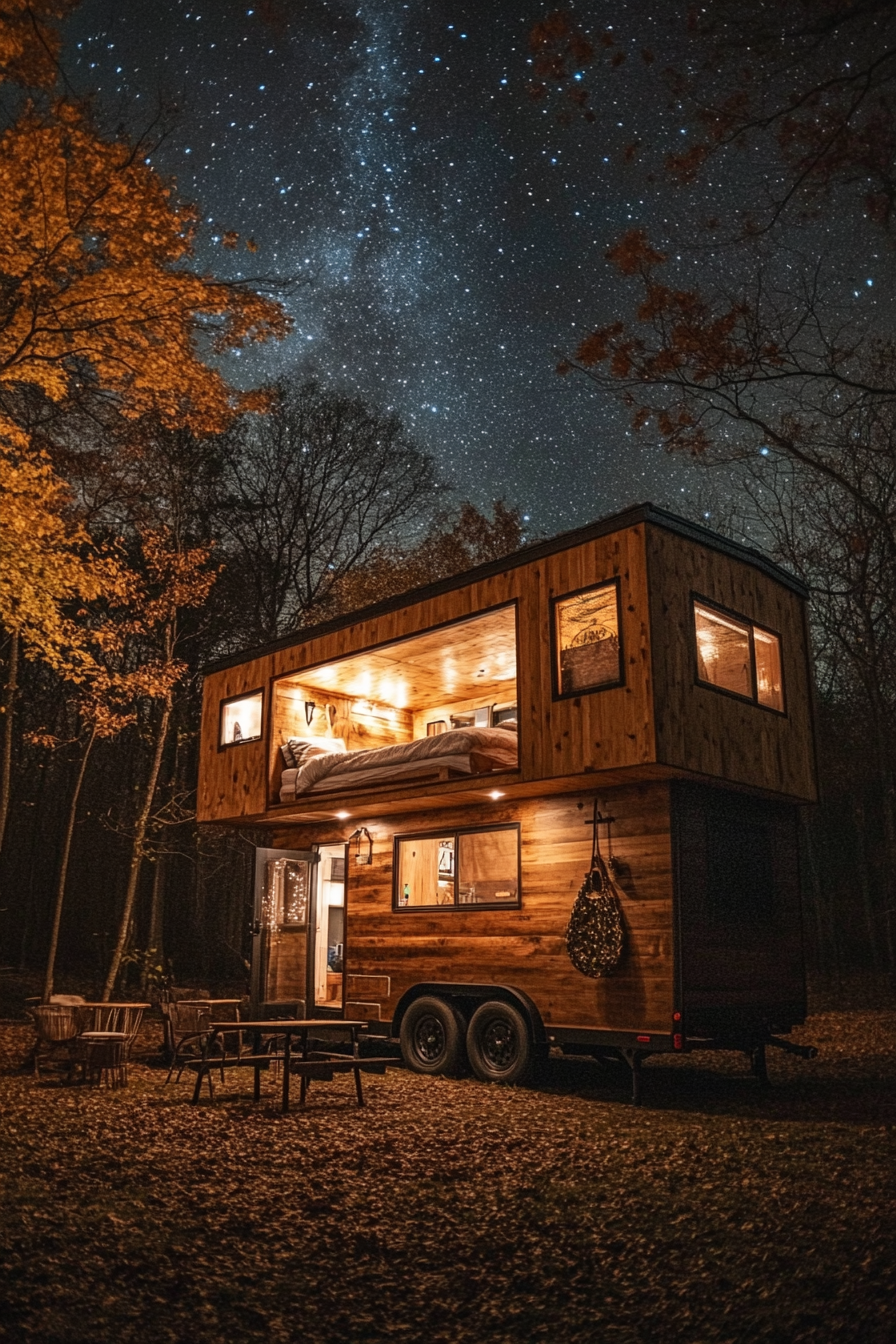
220,690,263,746
553,579,623,697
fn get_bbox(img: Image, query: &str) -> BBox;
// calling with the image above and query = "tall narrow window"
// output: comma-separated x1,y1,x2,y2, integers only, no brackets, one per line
693,600,784,712
753,627,784,711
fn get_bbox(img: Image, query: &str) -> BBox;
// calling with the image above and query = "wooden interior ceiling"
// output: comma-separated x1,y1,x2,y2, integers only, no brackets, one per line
279,606,518,709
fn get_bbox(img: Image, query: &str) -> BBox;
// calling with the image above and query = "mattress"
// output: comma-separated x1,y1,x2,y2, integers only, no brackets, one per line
279,726,518,801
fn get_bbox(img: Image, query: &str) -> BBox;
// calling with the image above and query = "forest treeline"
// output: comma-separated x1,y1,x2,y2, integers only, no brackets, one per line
0,1,522,998
0,381,523,997
1,0,895,997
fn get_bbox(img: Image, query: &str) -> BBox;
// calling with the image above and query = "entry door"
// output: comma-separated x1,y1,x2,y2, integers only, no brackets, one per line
252,848,319,1013
313,844,347,1009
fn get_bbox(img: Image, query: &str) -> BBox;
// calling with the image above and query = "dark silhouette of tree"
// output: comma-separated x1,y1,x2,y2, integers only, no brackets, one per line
212,381,440,648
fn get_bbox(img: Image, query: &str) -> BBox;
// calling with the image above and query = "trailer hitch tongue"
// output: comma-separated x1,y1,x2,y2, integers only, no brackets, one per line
766,1035,818,1060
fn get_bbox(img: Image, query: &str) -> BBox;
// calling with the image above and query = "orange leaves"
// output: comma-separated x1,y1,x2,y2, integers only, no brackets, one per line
528,11,597,121
138,528,218,627
0,0,78,90
606,229,667,276
665,143,711,184
574,323,624,368
0,98,289,435
529,11,594,80
0,430,129,678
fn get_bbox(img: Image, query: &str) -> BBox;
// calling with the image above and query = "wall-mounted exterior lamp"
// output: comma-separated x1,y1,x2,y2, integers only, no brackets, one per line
348,826,373,865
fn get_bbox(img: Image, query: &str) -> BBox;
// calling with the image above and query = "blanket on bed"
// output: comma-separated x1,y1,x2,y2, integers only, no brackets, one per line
280,726,518,801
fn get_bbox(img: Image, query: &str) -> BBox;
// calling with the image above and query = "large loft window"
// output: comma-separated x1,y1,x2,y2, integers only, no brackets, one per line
270,605,519,803
220,690,263,746
393,824,520,910
552,579,623,698
693,599,784,712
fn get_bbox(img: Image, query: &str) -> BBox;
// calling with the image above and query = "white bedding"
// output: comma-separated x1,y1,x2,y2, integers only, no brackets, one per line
279,726,518,801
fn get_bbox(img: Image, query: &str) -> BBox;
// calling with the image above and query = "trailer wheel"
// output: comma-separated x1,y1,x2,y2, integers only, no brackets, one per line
399,996,466,1076
466,1001,532,1085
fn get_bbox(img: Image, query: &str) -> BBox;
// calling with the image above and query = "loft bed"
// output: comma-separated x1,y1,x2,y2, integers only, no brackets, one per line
279,724,519,802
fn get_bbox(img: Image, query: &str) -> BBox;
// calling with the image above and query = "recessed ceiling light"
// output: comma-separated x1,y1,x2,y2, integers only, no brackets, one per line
335,810,350,819
489,790,504,800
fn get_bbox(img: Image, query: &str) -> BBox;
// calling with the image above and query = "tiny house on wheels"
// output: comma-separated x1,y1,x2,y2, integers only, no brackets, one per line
198,504,819,1101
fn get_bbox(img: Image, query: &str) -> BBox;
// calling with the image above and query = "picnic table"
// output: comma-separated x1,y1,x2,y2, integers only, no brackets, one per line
189,1019,396,1113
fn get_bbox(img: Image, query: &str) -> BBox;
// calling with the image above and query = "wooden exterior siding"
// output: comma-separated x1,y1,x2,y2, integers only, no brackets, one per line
646,526,817,803
271,782,675,1036
198,524,654,823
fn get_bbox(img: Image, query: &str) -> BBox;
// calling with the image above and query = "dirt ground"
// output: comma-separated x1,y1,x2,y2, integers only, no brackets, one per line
0,1010,893,1344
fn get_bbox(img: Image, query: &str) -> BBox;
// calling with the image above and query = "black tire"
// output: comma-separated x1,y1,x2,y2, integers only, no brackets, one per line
466,1000,533,1085
399,996,467,1076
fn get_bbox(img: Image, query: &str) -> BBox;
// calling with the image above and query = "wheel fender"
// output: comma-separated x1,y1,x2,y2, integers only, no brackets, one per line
391,982,546,1047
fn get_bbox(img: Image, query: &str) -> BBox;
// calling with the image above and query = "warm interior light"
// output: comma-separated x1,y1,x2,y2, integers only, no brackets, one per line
489,790,504,800
335,810,350,819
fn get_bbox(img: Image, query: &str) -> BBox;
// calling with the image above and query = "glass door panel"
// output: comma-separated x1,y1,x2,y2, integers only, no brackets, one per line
252,848,318,1014
314,844,347,1009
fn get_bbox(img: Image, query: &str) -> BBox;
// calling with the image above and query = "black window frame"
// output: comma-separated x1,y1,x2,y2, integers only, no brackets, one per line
692,594,786,715
392,822,522,912
218,686,265,749
550,576,625,702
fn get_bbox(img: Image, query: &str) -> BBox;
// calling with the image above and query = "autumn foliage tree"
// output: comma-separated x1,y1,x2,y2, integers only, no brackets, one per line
0,0,287,976
101,528,218,1000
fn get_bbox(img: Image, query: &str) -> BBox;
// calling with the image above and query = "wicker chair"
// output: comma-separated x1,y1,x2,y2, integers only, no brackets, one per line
160,987,209,1060
31,1004,83,1078
165,1000,215,1083
85,1003,146,1058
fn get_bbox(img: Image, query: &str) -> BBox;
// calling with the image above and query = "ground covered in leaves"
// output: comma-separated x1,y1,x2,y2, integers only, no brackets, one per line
0,1010,894,1344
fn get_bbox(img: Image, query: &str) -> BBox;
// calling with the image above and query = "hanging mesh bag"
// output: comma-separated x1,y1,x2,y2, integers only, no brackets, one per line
565,809,624,978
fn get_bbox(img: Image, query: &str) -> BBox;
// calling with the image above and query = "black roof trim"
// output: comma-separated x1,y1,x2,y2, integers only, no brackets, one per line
204,502,808,674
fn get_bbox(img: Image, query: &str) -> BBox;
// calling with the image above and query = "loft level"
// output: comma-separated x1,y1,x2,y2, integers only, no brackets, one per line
198,506,818,824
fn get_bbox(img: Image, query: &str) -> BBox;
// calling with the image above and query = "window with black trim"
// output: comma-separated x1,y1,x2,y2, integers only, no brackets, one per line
552,579,623,698
220,690,263,746
394,824,520,910
693,599,784,711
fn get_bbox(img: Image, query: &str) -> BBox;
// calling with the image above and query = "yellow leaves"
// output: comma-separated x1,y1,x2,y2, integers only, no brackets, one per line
0,430,116,675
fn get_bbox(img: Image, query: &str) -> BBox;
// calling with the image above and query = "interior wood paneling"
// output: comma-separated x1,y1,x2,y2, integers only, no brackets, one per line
287,604,518,707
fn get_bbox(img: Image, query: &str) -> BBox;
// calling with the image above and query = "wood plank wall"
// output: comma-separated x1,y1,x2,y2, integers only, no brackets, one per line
199,524,653,822
269,681,413,799
646,528,817,801
272,781,675,1035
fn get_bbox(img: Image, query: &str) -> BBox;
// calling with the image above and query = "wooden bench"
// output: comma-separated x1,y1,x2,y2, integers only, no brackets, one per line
188,1052,396,1104
188,1018,396,1111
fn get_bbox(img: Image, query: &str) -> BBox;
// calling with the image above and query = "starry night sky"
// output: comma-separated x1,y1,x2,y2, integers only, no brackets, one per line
60,1,881,536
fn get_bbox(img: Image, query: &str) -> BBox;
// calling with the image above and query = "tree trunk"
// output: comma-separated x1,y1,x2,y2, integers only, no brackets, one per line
0,630,20,855
43,723,98,1002
102,695,172,1001
144,854,166,994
